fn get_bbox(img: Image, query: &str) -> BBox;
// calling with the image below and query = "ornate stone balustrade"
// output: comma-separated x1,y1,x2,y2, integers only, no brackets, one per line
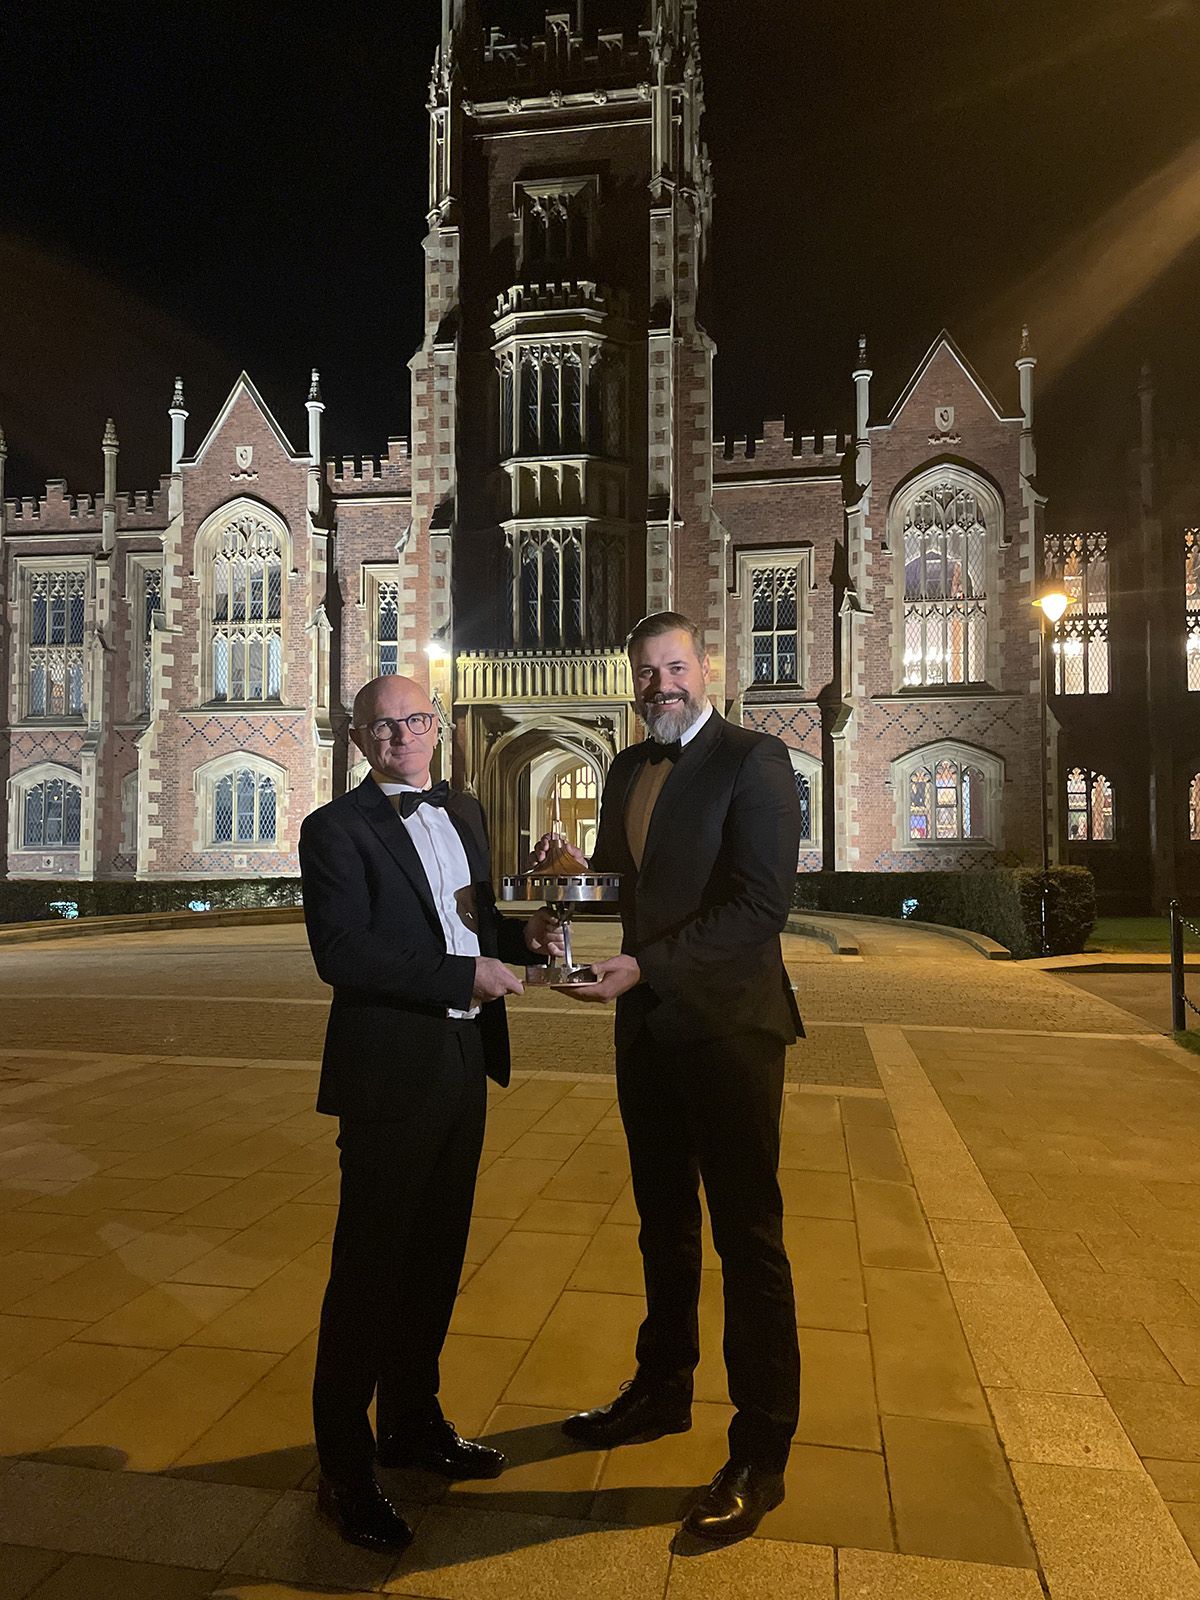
456,650,631,703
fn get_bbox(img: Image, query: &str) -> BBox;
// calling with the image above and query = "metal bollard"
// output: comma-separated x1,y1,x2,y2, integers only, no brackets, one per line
1171,901,1187,1033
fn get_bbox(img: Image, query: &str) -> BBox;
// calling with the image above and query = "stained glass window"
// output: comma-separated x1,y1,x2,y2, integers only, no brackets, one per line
1066,767,1114,842
751,567,800,687
1045,532,1109,695
22,777,82,849
901,482,988,687
212,768,277,846
1186,530,1200,691
909,759,986,843
211,516,283,703
28,570,86,717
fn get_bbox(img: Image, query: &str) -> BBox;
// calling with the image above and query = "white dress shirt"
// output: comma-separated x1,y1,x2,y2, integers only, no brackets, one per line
375,778,480,1019
680,701,713,747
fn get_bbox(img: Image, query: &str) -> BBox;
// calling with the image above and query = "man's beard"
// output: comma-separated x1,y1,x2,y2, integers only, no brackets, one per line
640,690,706,744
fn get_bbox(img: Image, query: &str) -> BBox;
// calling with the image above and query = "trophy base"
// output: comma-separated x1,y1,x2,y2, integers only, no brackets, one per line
526,965,601,989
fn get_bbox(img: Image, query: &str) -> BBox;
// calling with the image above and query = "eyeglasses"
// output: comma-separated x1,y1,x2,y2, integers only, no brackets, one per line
358,713,436,740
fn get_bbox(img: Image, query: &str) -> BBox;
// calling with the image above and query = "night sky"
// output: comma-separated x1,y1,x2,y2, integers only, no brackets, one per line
3,0,1199,525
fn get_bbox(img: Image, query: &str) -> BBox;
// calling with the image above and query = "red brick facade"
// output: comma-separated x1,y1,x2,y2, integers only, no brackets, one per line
0,3,1053,886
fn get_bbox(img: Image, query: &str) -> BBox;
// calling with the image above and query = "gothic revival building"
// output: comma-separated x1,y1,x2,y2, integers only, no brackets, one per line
1,0,1194,909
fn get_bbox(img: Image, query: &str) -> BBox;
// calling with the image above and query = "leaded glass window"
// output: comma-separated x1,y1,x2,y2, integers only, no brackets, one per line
22,777,82,849
212,768,278,846
502,345,604,459
510,528,625,650
795,772,812,844
908,759,985,843
751,566,800,686
28,570,86,717
1045,532,1109,695
377,581,399,677
1186,530,1200,691
140,566,162,716
901,482,988,687
1066,767,1114,842
211,515,283,703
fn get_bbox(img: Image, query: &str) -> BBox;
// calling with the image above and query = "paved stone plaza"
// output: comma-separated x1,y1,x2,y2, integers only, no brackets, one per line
2,918,1200,1597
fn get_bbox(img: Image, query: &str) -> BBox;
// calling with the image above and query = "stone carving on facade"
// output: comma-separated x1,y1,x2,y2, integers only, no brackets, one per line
231,445,257,482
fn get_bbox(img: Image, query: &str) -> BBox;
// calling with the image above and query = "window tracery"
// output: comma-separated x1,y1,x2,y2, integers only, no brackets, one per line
27,569,86,718
1066,767,1114,842
1045,531,1109,695
900,481,989,687
210,514,283,704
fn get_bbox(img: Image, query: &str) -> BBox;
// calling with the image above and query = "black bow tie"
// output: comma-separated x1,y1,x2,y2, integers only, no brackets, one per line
395,781,452,818
644,741,682,765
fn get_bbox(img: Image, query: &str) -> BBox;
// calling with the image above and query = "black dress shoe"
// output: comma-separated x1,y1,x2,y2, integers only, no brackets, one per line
561,1378,692,1448
682,1460,785,1541
316,1474,414,1552
377,1417,506,1479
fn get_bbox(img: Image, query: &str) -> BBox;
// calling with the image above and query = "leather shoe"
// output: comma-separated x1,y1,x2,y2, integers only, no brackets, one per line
377,1417,506,1479
316,1474,413,1552
682,1460,785,1541
562,1377,692,1448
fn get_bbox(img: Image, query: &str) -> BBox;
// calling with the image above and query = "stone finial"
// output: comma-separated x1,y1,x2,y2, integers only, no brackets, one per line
857,333,867,364
1019,323,1032,357
170,376,186,411
1140,358,1153,390
0,425,7,460
102,418,119,450
308,368,323,404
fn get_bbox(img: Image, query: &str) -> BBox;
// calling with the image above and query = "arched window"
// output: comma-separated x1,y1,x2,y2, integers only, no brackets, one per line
893,742,1001,848
898,479,994,688
1190,773,1200,842
22,775,82,850
209,513,283,703
213,769,277,845
787,750,822,853
194,755,286,851
1066,768,1114,842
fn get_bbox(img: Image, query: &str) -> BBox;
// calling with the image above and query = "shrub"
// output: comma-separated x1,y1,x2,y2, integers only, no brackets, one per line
791,867,1095,958
0,878,303,925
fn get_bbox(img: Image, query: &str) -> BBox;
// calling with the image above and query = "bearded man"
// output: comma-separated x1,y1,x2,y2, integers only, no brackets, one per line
536,610,804,1541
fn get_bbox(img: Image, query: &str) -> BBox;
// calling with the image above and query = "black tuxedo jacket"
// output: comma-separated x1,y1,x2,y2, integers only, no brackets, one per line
299,777,531,1120
591,711,803,1048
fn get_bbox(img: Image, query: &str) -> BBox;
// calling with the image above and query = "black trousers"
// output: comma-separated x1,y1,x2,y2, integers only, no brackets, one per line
617,1023,800,1472
312,1022,487,1486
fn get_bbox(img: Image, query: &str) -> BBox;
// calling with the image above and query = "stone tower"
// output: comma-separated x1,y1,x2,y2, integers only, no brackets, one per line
420,0,720,863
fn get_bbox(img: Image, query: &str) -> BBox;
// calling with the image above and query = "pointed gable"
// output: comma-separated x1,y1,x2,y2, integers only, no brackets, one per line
884,331,1019,431
186,373,305,469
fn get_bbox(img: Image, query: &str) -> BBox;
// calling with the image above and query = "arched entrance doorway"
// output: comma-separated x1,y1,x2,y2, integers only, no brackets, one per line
476,717,615,874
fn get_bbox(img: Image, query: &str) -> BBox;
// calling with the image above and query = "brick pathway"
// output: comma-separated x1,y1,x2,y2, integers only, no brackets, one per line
0,922,1196,1596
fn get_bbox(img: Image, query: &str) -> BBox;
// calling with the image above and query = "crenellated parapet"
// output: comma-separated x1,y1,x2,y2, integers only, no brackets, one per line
4,476,169,532
472,15,653,100
327,438,413,498
716,420,845,478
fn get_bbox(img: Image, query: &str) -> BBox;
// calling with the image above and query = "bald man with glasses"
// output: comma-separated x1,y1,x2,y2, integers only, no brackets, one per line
300,674,561,1552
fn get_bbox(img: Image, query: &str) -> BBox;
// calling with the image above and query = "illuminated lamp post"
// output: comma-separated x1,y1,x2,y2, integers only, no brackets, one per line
1034,588,1070,954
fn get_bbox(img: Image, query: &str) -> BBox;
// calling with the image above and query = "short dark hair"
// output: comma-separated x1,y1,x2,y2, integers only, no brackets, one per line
625,611,705,659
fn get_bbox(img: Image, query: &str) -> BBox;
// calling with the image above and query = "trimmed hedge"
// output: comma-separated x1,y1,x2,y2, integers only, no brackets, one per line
0,878,303,925
791,867,1096,959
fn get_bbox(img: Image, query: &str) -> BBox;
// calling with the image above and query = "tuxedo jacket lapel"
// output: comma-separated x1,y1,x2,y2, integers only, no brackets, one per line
352,778,440,930
640,713,723,874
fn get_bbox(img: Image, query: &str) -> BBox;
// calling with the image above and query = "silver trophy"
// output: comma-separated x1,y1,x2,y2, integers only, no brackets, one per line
501,817,621,988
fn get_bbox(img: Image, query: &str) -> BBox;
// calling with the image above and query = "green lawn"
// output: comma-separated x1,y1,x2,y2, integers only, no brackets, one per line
1090,916,1174,953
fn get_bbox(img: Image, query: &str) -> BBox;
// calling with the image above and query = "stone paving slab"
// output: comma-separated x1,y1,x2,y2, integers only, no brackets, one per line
3,923,1200,1595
